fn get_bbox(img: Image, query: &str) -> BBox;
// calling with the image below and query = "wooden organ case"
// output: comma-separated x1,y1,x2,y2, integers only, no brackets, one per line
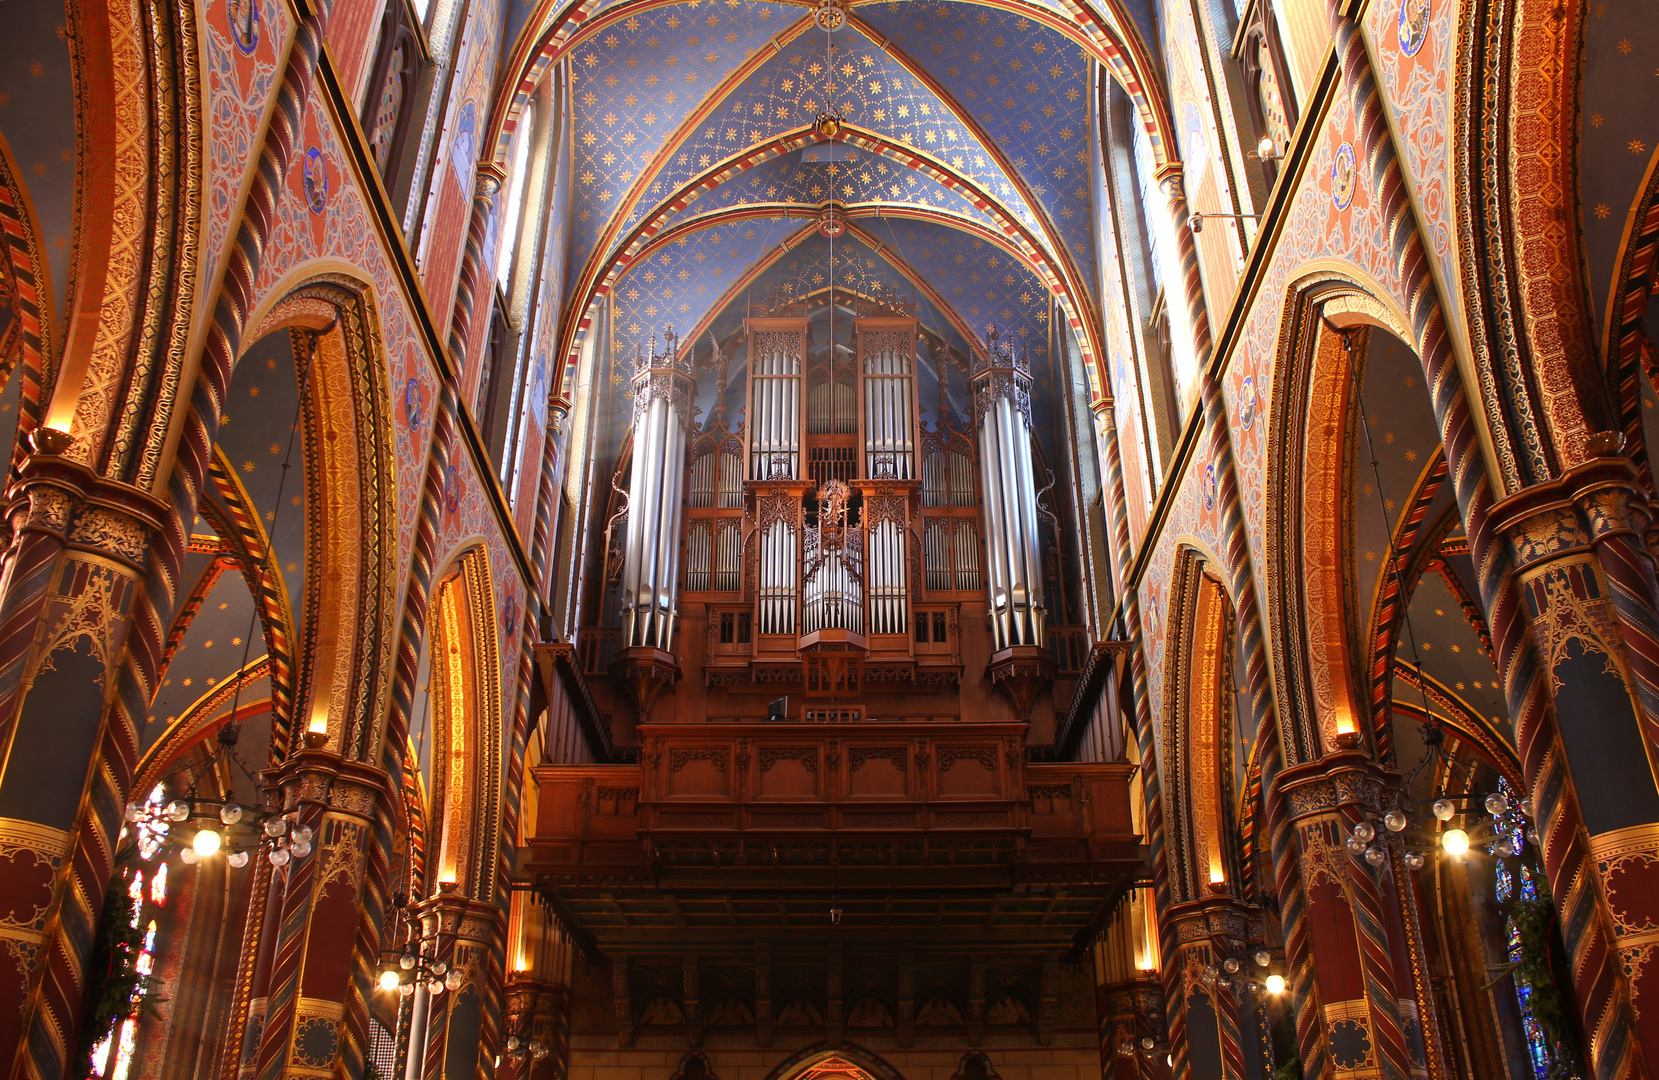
530,294,1140,1038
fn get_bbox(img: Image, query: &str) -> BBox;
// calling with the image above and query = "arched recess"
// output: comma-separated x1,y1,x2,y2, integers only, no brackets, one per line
1263,273,1416,765
423,545,504,902
759,1041,908,1080
239,275,401,764
1160,545,1246,902
555,127,1108,400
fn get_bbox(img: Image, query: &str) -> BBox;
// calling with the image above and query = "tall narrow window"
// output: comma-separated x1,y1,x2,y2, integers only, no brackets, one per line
89,786,170,1080
497,104,535,290
1132,123,1199,410
362,1,422,186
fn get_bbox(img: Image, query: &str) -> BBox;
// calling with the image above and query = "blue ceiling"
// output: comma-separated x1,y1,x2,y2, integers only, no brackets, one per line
553,0,1100,352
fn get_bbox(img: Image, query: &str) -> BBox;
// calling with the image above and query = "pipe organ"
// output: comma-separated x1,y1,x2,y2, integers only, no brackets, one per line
619,332,694,651
972,330,1046,651
608,295,1062,726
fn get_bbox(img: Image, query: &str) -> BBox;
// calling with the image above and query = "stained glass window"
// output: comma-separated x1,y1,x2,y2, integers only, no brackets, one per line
370,42,407,170
91,787,169,1080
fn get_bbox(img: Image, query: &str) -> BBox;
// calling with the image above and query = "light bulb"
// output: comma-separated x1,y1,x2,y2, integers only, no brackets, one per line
428,979,445,996
1264,974,1286,995
264,817,288,838
1441,828,1470,857
193,829,222,857
1345,836,1365,853
1257,135,1276,160
506,1037,522,1052
168,799,192,822
269,847,291,868
1364,847,1386,867
1485,793,1509,816
292,825,314,845
1352,822,1374,843
432,961,448,976
1432,798,1455,821
290,839,312,858
445,969,464,991
380,969,402,993
228,850,250,869
399,983,416,999
1384,809,1408,833
1520,798,1535,819
400,954,418,970
124,802,143,823
1253,950,1271,968
1404,851,1426,870
180,847,199,865
1140,1037,1155,1051
220,804,243,825
1222,957,1239,974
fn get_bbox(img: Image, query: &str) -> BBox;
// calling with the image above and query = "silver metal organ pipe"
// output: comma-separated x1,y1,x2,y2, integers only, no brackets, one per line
972,341,1046,651
621,336,693,651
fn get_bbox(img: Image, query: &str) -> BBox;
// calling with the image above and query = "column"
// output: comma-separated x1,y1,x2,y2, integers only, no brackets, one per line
1492,459,1659,1069
0,431,165,1079
414,887,505,1080
1164,898,1266,1080
1273,752,1425,1080
1099,979,1172,1080
250,739,392,1080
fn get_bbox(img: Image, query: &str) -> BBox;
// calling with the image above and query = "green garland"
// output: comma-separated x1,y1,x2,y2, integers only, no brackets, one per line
1271,1061,1303,1080
1489,860,1585,1080
74,848,165,1080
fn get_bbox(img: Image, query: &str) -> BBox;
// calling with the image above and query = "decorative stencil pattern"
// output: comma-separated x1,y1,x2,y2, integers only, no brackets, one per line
857,2,1098,299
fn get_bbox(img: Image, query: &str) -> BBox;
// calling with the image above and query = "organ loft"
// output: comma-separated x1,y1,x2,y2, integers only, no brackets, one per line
527,254,1144,1067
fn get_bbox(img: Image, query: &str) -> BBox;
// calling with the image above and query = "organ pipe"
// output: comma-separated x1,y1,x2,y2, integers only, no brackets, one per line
619,331,694,651
972,330,1046,650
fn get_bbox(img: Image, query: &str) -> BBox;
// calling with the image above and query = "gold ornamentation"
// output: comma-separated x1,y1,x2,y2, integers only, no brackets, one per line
68,505,149,562
1525,561,1625,693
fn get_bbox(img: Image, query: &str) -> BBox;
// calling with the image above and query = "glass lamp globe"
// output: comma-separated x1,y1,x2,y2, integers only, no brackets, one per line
1364,847,1386,867
264,817,288,838
292,825,314,846
180,847,199,865
1485,793,1509,816
193,829,222,857
290,839,313,859
124,802,144,823
1441,828,1470,857
1344,836,1365,853
1384,809,1408,832
1431,798,1455,821
400,954,418,970
1264,974,1286,995
1221,957,1239,974
268,847,291,868
168,799,192,823
506,1037,522,1052
1352,821,1374,844
432,961,448,976
220,804,243,825
445,969,464,991
399,983,416,999
1253,950,1271,968
379,970,402,993
428,979,445,996
228,850,250,869
1403,851,1426,870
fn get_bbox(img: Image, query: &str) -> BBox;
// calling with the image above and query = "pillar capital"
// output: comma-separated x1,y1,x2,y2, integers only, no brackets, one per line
1272,749,1394,823
1489,454,1653,568
3,432,168,571
269,740,392,824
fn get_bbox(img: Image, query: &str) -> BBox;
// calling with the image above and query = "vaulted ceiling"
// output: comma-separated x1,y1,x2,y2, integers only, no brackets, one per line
497,0,1175,392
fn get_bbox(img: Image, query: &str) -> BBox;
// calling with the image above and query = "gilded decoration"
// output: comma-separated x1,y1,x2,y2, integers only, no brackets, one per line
1506,505,1587,568
1590,824,1659,942
1521,558,1626,694
26,559,133,686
